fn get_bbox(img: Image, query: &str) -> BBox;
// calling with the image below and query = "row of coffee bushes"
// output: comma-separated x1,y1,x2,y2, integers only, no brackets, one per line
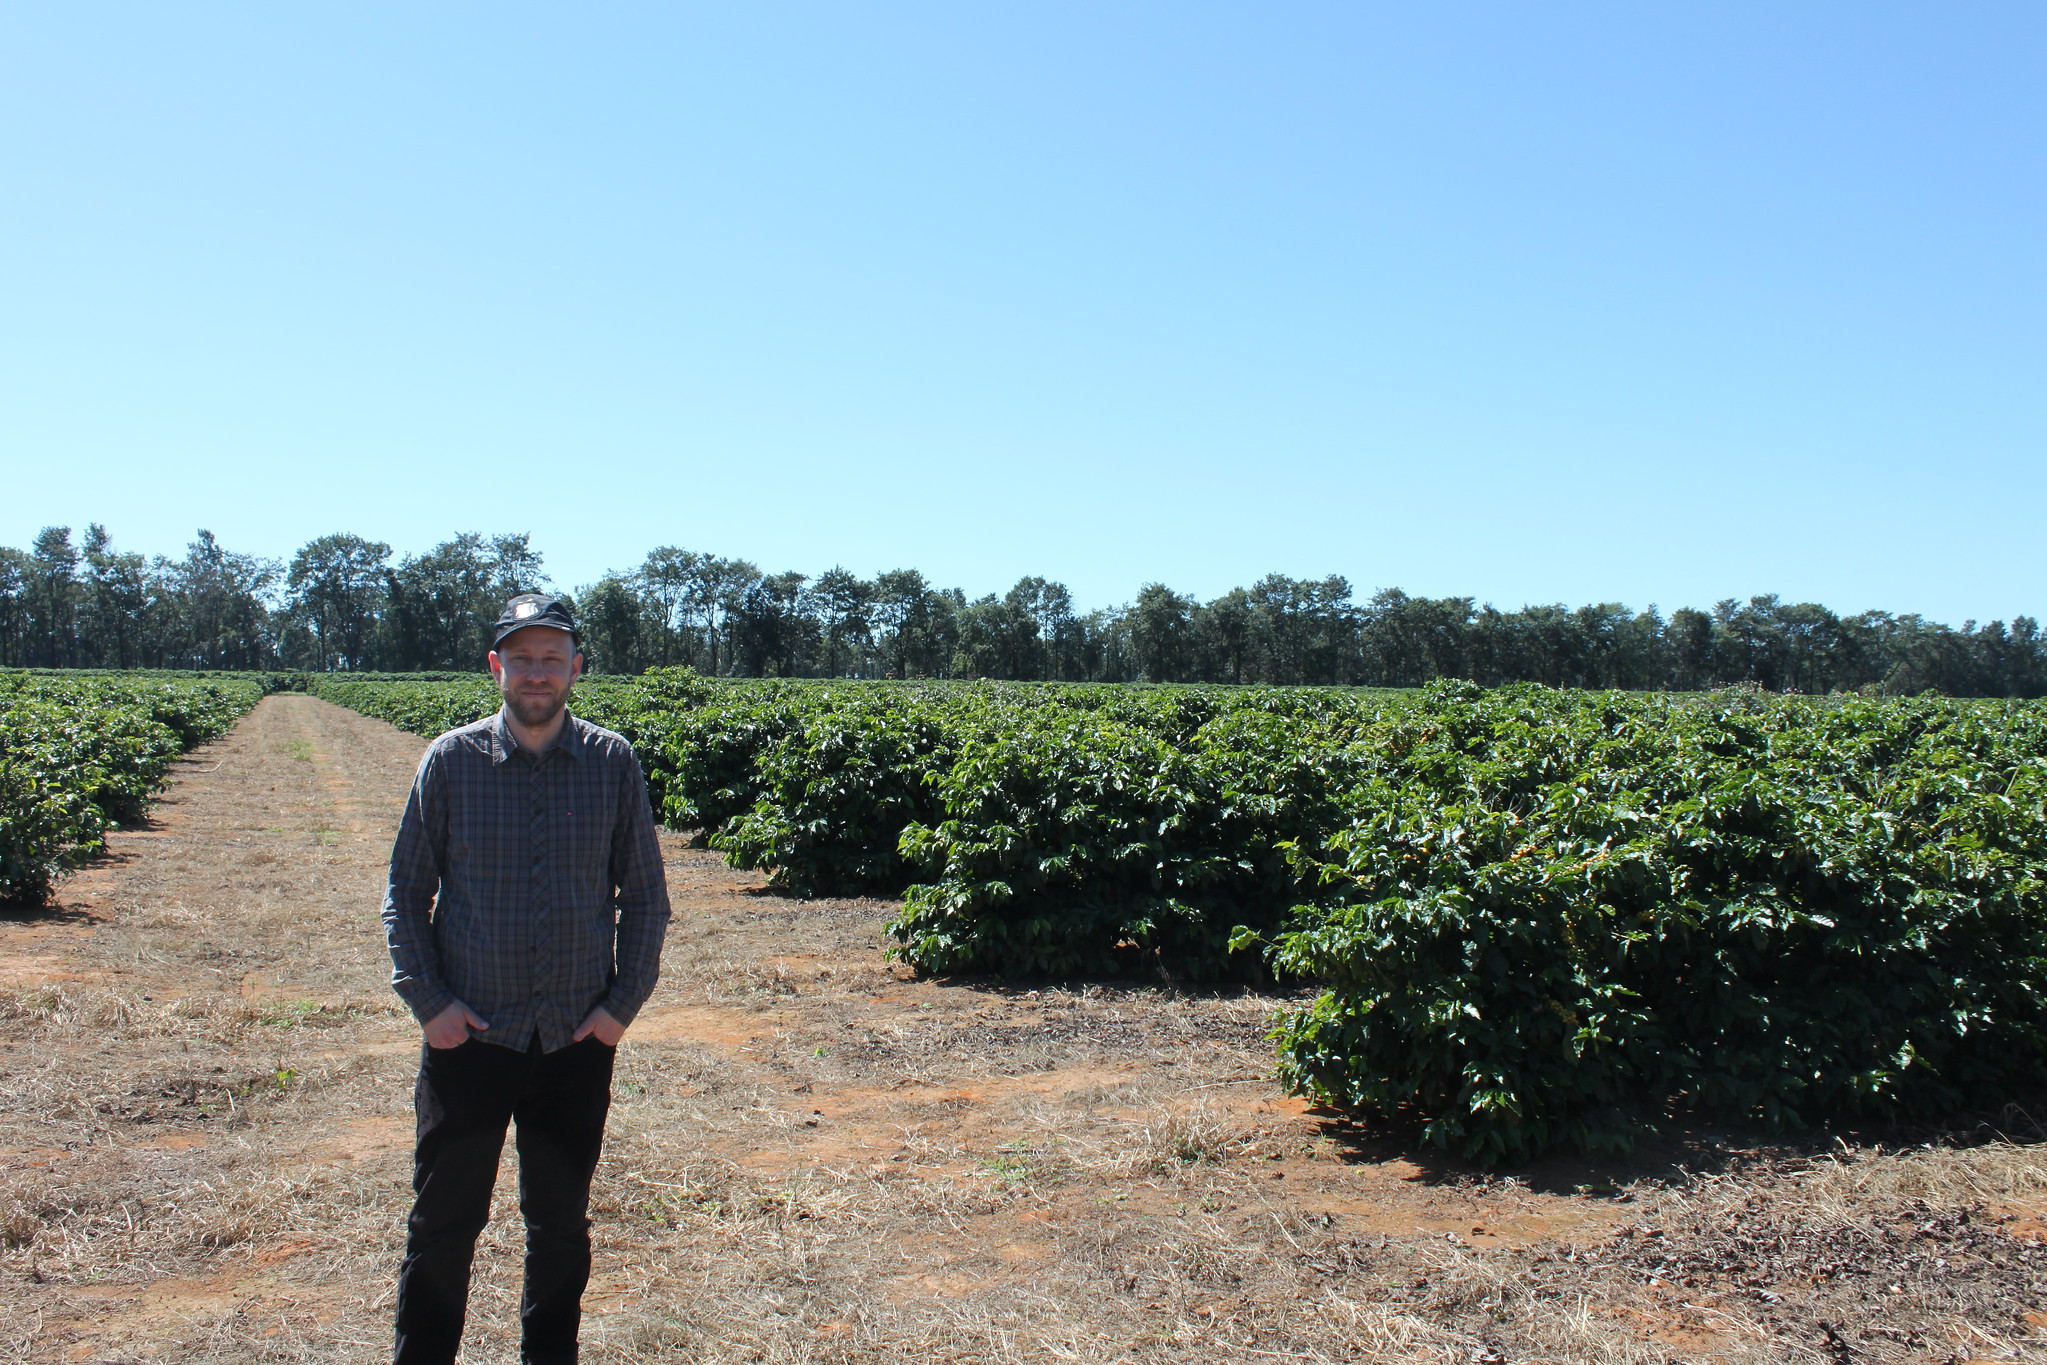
314,670,2047,1161
1253,682,2047,1161
0,672,268,902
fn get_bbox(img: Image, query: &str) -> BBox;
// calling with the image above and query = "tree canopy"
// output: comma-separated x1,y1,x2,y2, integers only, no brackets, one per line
2,525,2039,696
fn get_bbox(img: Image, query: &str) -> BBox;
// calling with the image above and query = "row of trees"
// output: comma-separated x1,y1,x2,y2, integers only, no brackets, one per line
2,525,2042,696
0,527,544,672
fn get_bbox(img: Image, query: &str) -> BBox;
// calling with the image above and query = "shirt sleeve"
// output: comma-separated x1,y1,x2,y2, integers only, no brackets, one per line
601,750,671,1026
382,743,455,1024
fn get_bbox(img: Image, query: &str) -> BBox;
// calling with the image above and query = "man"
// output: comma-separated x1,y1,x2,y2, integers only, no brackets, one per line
381,593,671,1365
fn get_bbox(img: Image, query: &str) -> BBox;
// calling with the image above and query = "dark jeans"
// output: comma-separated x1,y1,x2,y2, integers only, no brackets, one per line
393,1035,616,1365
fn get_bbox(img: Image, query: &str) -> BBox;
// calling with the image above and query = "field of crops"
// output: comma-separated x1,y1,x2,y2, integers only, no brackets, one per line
0,671,269,903
10,668,2041,1162
298,669,2047,1164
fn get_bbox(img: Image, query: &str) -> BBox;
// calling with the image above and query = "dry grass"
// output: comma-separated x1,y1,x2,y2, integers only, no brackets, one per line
1,694,2043,1363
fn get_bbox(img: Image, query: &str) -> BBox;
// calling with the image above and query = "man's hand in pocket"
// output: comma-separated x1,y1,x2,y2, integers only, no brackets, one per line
572,1006,625,1047
424,1000,490,1049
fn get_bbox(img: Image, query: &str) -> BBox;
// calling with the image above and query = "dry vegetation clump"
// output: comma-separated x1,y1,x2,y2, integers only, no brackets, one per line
1530,1142,2047,1363
572,1149,1700,1363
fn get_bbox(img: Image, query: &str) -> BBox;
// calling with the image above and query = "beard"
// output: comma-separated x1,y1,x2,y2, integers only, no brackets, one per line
503,683,568,729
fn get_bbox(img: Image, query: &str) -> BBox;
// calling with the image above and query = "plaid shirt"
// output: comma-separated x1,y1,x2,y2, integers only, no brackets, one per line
382,707,671,1053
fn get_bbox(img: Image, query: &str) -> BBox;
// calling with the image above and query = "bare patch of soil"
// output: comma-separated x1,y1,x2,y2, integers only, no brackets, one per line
2,694,2043,1363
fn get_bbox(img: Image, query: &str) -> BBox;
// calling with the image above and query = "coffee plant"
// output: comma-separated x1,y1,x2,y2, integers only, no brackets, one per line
1252,681,2047,1162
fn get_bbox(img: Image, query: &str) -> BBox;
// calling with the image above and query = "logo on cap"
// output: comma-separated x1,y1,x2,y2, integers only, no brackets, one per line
514,600,539,619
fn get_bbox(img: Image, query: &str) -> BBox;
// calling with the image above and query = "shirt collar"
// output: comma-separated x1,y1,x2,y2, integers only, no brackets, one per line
488,707,586,763
556,712,588,759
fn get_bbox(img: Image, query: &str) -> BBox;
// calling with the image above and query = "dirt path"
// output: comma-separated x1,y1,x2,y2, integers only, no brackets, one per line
2,696,2042,1364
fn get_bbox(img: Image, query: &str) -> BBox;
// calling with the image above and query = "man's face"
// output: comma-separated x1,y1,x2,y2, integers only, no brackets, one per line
489,626,582,729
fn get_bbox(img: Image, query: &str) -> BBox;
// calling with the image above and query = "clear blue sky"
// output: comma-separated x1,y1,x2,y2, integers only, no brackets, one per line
3,3,2040,624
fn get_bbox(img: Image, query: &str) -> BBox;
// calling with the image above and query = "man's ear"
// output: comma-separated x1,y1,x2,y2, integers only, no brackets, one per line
487,650,504,682
571,651,585,681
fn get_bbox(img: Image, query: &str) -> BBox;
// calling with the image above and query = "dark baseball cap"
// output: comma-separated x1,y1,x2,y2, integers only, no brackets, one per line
492,593,582,651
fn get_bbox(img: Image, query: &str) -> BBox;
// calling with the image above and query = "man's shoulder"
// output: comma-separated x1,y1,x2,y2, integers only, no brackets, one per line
567,714,635,762
424,715,501,761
